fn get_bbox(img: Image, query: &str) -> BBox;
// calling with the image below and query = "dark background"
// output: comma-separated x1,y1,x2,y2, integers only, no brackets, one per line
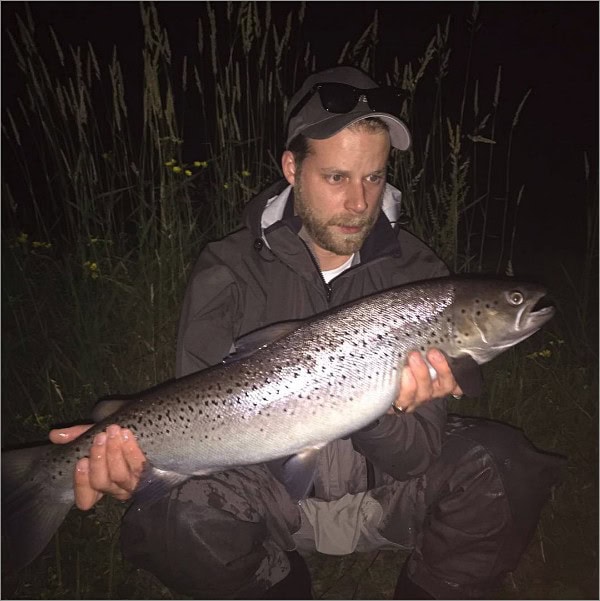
2,1,598,263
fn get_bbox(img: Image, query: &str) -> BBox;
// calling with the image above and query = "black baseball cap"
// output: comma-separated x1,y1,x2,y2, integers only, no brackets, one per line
285,66,411,151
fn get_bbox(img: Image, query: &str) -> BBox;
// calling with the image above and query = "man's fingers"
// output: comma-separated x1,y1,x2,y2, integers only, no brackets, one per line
396,362,420,413
427,349,461,398
120,429,146,479
104,425,136,492
408,352,433,402
104,426,144,494
74,457,103,510
394,350,462,414
49,423,94,444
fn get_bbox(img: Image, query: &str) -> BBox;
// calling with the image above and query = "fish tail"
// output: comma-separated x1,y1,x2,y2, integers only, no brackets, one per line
2,444,74,571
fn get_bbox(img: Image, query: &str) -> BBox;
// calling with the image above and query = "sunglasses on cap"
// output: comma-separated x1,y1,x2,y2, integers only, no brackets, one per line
287,82,404,125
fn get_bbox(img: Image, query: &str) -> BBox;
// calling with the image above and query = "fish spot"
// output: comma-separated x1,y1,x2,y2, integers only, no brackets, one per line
226,388,233,394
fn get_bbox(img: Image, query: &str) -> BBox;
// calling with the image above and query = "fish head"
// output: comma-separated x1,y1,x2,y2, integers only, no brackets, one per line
448,279,555,364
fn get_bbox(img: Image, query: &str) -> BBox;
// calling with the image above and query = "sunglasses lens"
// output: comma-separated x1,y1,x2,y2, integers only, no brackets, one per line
318,83,360,113
366,87,403,114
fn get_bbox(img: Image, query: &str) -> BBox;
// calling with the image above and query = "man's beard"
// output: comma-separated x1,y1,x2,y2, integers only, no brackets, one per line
294,181,381,256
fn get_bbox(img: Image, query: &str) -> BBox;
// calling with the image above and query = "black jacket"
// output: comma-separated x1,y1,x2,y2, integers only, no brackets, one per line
175,179,451,497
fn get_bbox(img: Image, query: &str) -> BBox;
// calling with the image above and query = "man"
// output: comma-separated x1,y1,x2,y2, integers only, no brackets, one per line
51,66,563,599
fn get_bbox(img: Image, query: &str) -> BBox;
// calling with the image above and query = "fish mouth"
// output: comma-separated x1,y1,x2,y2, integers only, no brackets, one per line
518,290,556,333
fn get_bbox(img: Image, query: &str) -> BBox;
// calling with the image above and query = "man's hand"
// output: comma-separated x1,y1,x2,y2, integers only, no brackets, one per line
389,348,463,414
49,424,146,510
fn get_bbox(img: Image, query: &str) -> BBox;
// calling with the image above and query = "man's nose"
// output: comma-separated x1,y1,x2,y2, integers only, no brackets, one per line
344,182,367,214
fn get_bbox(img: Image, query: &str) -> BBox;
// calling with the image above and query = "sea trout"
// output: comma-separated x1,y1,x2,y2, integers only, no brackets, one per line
2,277,555,570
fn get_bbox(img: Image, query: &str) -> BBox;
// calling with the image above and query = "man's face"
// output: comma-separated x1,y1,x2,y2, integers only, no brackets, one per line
282,127,390,265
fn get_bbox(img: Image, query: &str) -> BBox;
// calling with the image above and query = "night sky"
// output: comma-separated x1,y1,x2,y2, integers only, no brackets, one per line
2,2,598,266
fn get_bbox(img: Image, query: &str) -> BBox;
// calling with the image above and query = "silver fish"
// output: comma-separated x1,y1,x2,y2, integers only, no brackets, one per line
2,277,554,570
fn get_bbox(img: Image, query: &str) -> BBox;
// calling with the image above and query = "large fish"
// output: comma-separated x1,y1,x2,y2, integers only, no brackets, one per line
2,277,554,570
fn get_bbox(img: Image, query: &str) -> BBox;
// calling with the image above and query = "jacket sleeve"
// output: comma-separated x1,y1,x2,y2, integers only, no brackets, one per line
351,397,447,481
175,244,245,378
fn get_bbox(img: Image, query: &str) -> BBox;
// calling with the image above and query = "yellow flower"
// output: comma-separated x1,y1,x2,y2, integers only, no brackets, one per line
164,159,177,167
526,348,552,360
184,169,192,176
241,169,251,177
172,166,182,174
17,232,28,245
194,161,208,168
83,260,100,279
223,183,230,190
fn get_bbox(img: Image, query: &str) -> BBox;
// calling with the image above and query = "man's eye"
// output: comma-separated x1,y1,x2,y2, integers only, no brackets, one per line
367,174,383,184
327,174,343,183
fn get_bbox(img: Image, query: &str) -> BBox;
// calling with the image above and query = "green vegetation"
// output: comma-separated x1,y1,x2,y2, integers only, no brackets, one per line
2,2,597,599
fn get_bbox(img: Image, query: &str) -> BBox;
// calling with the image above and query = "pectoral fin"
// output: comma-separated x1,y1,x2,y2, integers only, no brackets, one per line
267,445,324,501
224,321,304,364
132,463,191,506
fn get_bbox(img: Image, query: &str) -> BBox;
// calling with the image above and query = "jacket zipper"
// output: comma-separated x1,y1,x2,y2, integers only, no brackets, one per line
321,272,333,303
298,238,334,304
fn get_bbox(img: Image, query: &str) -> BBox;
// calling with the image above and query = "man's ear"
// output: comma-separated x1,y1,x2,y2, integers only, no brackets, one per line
281,150,297,186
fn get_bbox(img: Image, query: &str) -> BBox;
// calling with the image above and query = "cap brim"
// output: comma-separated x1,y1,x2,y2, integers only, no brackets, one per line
292,111,411,151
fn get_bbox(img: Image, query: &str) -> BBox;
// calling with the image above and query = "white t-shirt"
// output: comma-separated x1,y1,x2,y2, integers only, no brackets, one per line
321,255,355,284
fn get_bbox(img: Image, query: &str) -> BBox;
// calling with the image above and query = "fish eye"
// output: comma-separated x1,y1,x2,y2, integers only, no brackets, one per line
507,290,524,306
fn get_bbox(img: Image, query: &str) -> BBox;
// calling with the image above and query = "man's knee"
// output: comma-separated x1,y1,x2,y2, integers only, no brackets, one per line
443,414,565,534
418,415,566,584
121,487,272,598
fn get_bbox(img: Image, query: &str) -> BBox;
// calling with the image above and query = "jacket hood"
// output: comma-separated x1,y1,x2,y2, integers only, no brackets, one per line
242,179,404,243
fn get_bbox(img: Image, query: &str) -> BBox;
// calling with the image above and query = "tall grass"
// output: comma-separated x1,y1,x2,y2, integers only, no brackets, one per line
2,2,597,599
